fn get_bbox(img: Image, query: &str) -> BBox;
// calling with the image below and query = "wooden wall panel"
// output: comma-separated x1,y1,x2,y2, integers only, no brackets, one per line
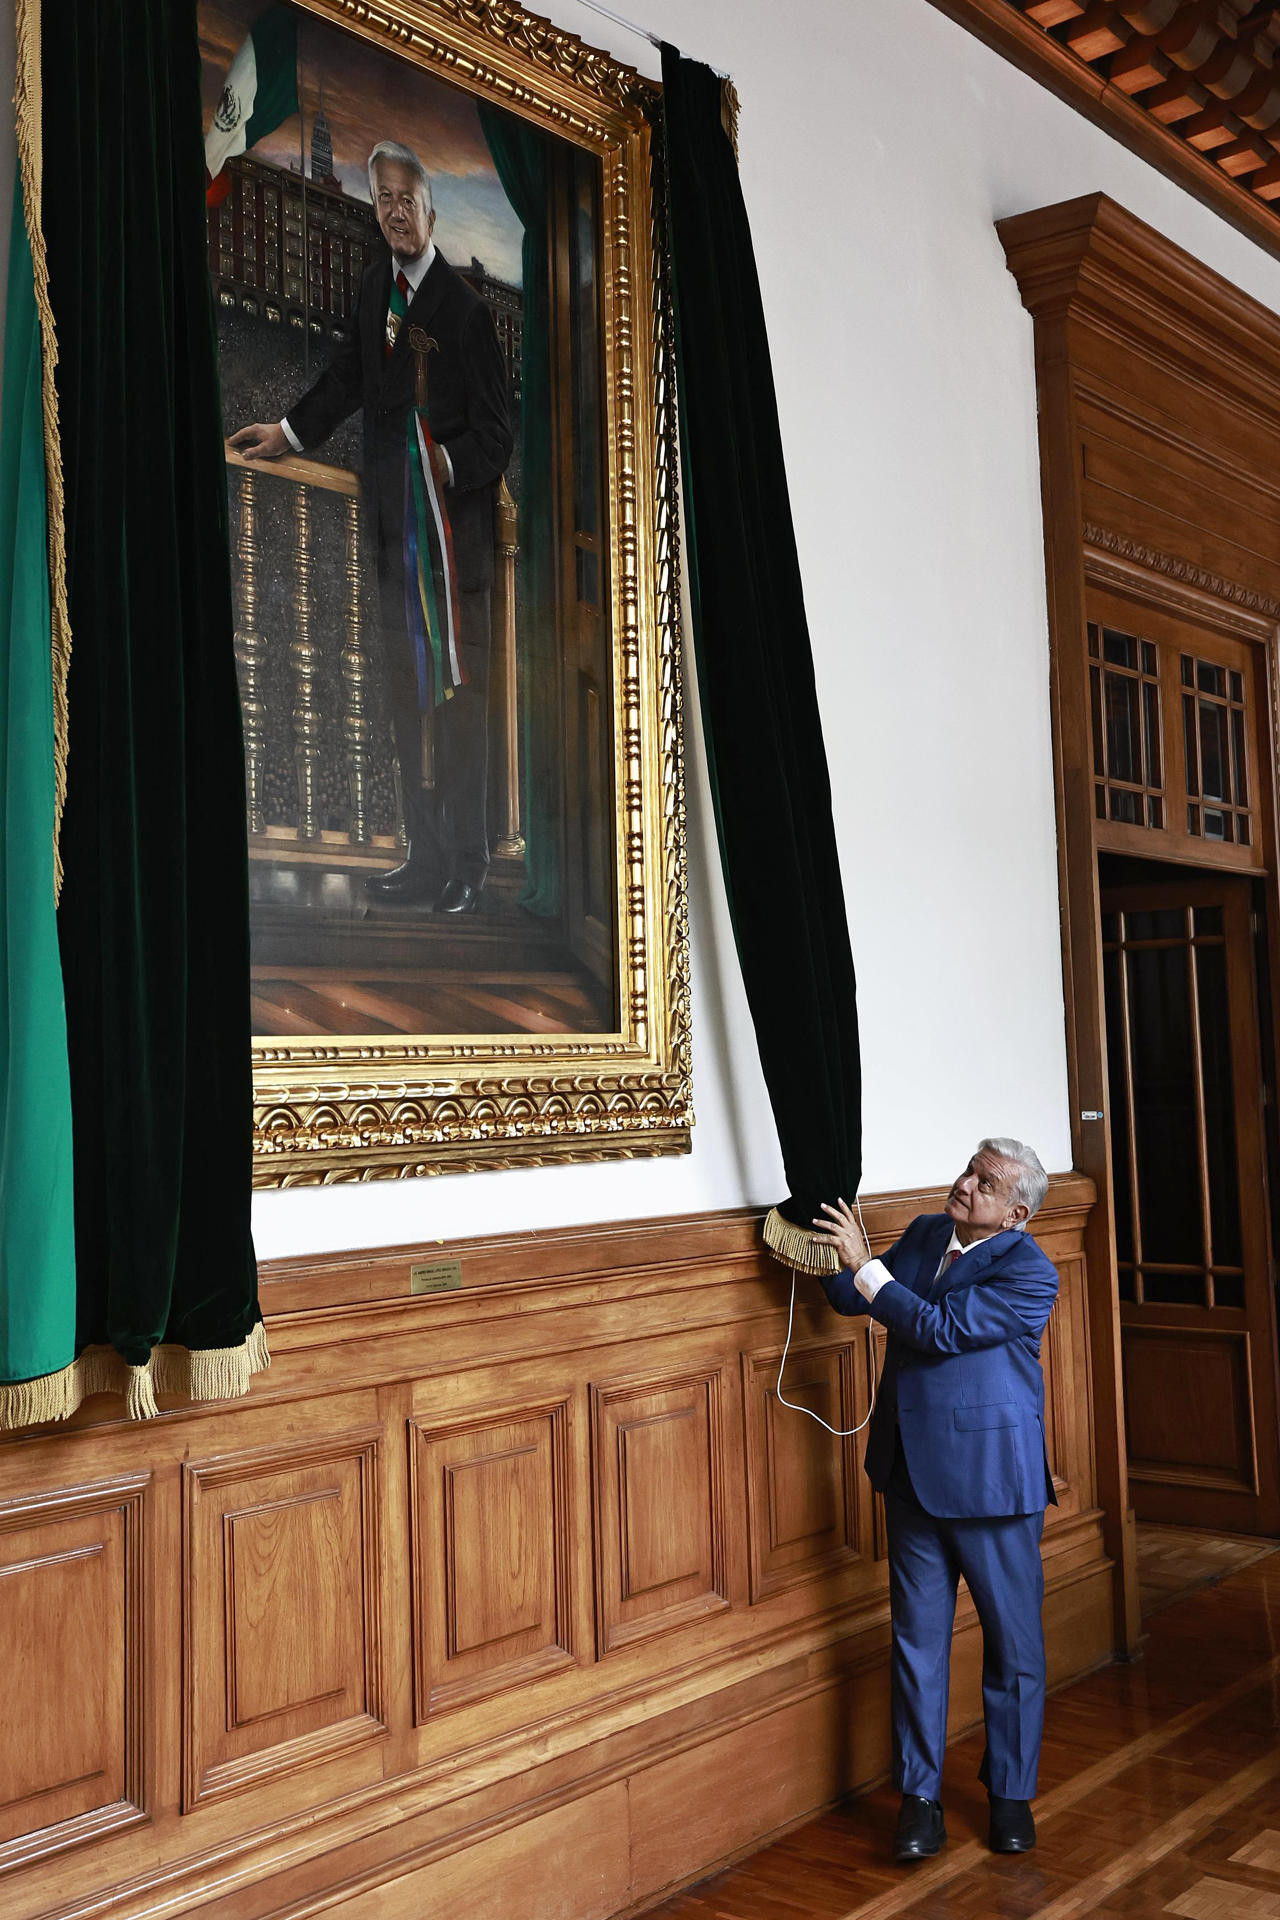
591,1368,728,1655
1123,1325,1257,1493
0,1476,146,1873
182,1429,385,1808
740,1338,867,1602
409,1400,575,1717
0,1180,1107,1920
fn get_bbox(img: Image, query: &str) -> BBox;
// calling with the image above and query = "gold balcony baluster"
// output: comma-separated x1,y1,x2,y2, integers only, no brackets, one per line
341,494,372,843
232,466,267,835
290,480,321,840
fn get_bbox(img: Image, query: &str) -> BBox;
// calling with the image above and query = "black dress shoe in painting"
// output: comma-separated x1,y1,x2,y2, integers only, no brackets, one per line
988,1796,1036,1853
892,1795,946,1864
436,878,481,915
365,852,443,904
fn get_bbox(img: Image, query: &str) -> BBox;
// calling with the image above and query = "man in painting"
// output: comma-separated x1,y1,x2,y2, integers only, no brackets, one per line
231,141,513,914
812,1140,1058,1866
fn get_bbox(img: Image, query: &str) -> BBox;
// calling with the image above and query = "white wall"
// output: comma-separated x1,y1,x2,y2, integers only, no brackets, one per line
12,0,1280,1257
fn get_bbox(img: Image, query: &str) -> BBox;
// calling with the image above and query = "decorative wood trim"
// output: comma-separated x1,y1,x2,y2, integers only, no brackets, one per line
1083,524,1280,632
740,1338,865,1605
928,1,1280,270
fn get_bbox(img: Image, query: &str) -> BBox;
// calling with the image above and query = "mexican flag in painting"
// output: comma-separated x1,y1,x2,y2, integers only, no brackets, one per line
205,2,299,205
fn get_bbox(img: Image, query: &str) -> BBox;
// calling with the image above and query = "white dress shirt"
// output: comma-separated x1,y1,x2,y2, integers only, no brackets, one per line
854,1228,991,1303
280,241,451,479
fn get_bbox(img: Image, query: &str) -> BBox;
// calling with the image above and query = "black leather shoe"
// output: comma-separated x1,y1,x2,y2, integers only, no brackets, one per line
436,878,481,915
988,1796,1036,1853
366,853,443,904
893,1795,945,1863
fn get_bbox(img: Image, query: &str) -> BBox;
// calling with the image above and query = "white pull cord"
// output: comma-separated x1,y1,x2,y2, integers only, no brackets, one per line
775,1191,880,1438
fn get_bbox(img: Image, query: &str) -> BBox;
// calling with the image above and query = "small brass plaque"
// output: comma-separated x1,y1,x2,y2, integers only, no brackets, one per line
410,1259,463,1295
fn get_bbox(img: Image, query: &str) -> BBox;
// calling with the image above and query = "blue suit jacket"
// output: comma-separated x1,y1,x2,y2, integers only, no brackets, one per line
820,1213,1059,1519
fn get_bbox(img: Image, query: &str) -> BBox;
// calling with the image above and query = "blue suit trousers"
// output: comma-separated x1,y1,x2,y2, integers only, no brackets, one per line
884,1439,1045,1801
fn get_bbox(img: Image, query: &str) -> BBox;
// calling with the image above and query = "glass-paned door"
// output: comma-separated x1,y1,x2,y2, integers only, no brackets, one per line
1101,873,1280,1533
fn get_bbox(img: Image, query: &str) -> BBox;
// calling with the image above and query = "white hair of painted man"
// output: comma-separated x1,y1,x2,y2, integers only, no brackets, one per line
367,140,434,208
979,1136,1049,1223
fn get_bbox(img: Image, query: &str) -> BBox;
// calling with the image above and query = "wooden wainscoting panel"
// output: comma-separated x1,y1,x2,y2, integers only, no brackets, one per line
0,1475,147,1872
1123,1323,1257,1494
409,1399,575,1718
182,1427,387,1809
741,1338,867,1603
591,1367,729,1656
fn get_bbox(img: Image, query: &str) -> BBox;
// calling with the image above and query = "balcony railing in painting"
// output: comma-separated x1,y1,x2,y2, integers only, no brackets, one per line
224,443,523,866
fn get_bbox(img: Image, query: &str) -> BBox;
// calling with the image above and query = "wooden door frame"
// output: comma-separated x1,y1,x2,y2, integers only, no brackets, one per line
999,194,1280,1653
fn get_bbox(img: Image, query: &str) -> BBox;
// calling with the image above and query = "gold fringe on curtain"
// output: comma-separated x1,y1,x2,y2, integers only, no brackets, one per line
720,76,740,164
0,1320,271,1431
13,0,72,901
762,1205,841,1275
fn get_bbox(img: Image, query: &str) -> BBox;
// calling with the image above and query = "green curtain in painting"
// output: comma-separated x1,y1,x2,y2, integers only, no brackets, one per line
5,0,267,1424
0,178,77,1418
661,49,862,1268
476,104,560,916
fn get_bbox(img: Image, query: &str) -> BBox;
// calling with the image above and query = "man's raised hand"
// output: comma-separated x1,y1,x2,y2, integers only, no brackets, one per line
812,1197,870,1272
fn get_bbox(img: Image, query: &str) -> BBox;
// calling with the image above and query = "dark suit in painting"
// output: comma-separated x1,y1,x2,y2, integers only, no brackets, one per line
821,1215,1060,1802
287,247,513,889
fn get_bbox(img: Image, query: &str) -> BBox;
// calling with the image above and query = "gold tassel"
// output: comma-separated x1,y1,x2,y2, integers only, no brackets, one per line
0,1322,272,1433
762,1205,843,1275
720,76,741,164
14,0,73,901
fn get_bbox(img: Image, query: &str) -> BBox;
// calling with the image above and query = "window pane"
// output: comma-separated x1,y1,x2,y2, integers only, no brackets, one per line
1184,696,1199,797
1096,784,1107,821
1204,808,1228,841
1125,942,1204,1266
1194,906,1223,935
1142,1270,1207,1306
1188,803,1201,835
1090,666,1105,777
1214,1273,1245,1309
1110,789,1141,825
1198,660,1227,698
1182,654,1195,688
1148,795,1163,829
1104,628,1137,668
1126,909,1187,941
1200,699,1229,801
1101,912,1120,943
1231,707,1248,807
1106,674,1141,784
1238,814,1251,847
1117,1264,1137,1303
1195,940,1242,1268
1230,670,1244,704
1144,681,1162,789
1142,640,1157,676
1103,945,1134,1266
1087,623,1100,660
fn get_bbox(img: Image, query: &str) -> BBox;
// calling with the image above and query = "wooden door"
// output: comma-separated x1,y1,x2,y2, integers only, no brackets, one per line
1101,873,1280,1533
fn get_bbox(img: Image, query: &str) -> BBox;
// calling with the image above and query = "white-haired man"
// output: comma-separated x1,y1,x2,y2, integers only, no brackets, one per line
231,142,512,914
814,1139,1058,1866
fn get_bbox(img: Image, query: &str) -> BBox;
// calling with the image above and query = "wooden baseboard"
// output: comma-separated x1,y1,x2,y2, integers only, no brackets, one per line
0,1180,1107,1920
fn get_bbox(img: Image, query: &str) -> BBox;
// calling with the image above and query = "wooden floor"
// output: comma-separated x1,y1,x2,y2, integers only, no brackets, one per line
639,1530,1280,1920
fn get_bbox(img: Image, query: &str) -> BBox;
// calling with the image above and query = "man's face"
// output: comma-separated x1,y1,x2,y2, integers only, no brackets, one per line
945,1149,1027,1240
372,160,434,262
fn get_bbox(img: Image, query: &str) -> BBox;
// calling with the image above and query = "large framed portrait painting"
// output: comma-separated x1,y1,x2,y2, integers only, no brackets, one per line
198,0,690,1181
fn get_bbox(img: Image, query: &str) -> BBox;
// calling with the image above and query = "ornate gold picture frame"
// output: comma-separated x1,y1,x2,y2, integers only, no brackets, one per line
200,0,689,1184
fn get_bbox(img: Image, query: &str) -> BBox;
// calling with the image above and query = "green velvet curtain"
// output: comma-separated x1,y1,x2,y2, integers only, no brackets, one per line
0,179,77,1408
661,49,862,1247
476,104,560,916
38,0,264,1410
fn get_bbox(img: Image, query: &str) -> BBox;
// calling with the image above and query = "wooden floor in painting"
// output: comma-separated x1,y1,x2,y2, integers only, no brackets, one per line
638,1529,1280,1920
